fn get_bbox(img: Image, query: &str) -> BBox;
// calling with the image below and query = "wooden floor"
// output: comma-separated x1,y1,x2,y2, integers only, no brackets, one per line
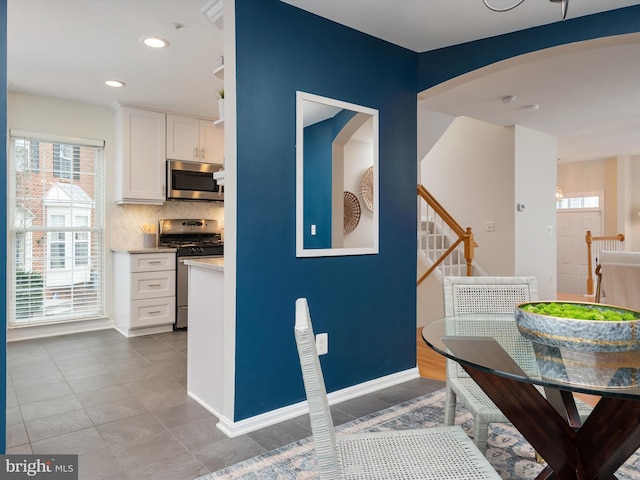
416,292,599,406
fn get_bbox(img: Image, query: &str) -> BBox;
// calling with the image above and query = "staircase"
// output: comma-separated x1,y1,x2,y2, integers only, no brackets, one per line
417,184,478,286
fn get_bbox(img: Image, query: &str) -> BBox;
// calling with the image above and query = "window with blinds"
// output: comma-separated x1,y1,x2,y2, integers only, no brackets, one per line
9,133,105,327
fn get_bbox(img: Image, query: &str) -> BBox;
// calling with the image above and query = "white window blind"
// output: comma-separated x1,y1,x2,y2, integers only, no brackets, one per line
9,134,105,327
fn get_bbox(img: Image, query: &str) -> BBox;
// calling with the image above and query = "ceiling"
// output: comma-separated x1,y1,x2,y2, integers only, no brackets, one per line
8,0,224,120
8,0,640,163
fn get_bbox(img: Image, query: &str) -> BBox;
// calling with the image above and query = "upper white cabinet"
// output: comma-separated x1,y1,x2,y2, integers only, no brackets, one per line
115,106,167,204
167,114,224,164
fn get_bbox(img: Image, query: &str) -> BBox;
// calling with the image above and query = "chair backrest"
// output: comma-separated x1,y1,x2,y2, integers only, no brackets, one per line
443,276,538,317
294,298,340,480
598,251,640,311
442,276,539,378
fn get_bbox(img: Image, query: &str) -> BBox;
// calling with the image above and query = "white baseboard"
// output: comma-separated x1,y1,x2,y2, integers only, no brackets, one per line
188,391,224,419
7,317,115,342
216,367,420,438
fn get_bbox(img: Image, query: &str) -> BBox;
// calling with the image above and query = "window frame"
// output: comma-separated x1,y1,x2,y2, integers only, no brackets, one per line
8,131,106,327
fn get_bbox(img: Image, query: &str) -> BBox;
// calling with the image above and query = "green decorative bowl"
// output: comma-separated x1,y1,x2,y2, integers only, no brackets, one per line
515,301,640,352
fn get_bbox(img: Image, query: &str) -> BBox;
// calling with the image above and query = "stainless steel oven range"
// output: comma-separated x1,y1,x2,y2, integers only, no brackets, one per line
158,218,223,329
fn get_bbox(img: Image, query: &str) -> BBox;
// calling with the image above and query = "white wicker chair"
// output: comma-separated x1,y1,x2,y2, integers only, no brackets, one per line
294,297,501,480
442,276,592,454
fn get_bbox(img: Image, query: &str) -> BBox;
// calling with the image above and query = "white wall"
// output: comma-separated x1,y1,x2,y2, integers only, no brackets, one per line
623,156,640,251
420,116,558,300
417,106,455,163
421,116,516,274
514,126,557,299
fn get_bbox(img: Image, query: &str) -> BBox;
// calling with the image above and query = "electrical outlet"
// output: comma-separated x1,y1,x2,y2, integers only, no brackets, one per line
485,221,495,233
311,224,316,236
316,333,328,355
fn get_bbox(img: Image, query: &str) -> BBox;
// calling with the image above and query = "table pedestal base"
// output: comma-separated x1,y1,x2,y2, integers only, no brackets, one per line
442,337,640,480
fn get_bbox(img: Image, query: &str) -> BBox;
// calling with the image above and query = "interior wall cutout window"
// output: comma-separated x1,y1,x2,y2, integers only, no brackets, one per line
9,132,106,326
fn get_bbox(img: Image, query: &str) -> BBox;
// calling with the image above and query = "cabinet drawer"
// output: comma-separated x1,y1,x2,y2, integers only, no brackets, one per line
131,271,176,300
130,297,175,329
131,253,175,272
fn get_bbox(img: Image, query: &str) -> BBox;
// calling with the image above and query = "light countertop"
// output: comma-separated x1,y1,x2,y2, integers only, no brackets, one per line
110,247,177,254
184,257,224,272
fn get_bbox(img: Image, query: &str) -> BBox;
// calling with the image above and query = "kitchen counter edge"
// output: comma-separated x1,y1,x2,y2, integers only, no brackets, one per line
184,257,224,272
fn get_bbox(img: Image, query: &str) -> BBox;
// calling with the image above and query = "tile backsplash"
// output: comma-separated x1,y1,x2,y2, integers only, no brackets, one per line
110,202,224,250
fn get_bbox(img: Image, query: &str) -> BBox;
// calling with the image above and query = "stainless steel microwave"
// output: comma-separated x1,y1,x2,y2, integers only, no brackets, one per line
166,160,224,202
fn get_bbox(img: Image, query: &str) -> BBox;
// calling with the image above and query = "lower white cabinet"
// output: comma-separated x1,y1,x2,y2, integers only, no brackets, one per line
113,251,176,336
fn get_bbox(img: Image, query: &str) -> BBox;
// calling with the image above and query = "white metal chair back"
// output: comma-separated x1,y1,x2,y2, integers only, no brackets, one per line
294,298,340,480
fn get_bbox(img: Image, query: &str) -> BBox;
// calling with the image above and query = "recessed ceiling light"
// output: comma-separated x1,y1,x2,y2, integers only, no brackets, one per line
105,80,126,88
142,36,170,49
525,104,541,111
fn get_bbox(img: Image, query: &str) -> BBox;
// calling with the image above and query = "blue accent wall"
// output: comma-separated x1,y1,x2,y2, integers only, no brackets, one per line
233,0,640,421
234,0,418,420
0,0,7,454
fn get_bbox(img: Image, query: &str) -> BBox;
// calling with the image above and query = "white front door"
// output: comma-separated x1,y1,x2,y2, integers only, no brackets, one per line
557,210,602,295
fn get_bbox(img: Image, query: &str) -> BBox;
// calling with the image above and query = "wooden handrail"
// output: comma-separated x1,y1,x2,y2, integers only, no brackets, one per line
417,185,476,285
585,230,625,296
417,184,466,239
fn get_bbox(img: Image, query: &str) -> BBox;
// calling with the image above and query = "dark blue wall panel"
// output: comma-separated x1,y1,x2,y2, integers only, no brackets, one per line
1,0,7,454
232,0,640,422
234,0,418,420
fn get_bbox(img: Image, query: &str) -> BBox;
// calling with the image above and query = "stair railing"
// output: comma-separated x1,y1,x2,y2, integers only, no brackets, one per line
417,184,476,286
585,230,625,296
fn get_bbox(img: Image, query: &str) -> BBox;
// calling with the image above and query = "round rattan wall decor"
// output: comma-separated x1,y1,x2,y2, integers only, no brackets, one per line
361,166,374,212
343,191,361,234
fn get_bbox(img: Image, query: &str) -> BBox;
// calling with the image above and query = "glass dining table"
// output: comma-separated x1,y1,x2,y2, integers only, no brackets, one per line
422,313,640,480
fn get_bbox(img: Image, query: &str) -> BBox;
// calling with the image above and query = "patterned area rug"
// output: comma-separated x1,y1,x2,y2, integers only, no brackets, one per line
197,389,640,480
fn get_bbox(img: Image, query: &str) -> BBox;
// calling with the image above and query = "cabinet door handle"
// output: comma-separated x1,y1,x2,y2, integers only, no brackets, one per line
148,310,161,315
194,146,199,158
148,283,162,287
148,261,162,264
200,147,205,158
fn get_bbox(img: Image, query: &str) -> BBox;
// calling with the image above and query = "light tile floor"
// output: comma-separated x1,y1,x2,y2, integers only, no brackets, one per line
6,328,445,480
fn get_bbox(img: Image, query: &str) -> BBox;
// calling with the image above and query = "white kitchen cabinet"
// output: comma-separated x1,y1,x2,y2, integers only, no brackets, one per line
113,251,176,337
115,106,167,204
166,114,223,164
